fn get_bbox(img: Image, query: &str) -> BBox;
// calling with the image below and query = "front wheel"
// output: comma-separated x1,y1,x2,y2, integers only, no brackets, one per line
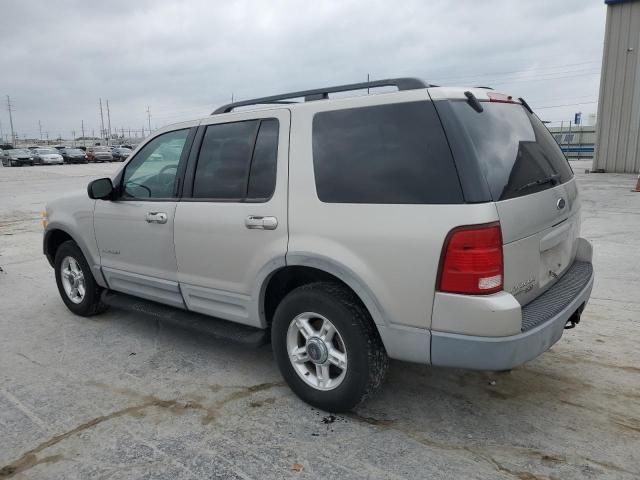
54,240,108,316
272,282,388,412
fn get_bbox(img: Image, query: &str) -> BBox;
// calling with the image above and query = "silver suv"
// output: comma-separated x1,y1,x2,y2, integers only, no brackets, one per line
42,78,594,412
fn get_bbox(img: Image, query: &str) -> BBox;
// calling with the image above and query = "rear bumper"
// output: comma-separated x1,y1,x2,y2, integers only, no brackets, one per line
430,259,594,371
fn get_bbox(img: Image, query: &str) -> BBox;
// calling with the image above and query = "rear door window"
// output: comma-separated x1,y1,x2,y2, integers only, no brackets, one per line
192,119,279,201
450,101,574,201
312,101,463,204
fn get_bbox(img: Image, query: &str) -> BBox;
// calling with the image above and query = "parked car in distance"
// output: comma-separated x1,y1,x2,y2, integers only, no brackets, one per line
1,149,35,167
42,78,594,412
60,148,89,164
86,146,114,162
111,147,132,162
32,148,64,165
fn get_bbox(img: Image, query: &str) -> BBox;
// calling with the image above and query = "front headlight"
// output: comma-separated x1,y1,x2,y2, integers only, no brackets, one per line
41,209,48,229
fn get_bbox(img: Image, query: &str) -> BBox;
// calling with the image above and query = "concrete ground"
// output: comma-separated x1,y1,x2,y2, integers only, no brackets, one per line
0,161,638,480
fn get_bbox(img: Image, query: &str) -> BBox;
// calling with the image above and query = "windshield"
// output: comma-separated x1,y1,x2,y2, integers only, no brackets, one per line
116,148,131,153
450,101,573,201
36,148,58,155
9,149,30,156
93,147,109,152
66,149,84,154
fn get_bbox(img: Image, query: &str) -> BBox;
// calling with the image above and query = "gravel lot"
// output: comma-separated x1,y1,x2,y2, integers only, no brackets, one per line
0,161,639,479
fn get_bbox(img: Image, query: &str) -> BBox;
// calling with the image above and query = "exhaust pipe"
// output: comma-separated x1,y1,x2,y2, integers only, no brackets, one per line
564,303,585,329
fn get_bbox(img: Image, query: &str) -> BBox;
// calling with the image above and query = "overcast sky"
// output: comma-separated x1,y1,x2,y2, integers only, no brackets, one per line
0,0,606,141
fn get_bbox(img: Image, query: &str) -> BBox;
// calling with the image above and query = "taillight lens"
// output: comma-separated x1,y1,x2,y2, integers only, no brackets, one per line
438,222,503,295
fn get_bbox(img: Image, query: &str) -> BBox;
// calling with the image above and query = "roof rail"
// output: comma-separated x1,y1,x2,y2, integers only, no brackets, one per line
211,77,430,114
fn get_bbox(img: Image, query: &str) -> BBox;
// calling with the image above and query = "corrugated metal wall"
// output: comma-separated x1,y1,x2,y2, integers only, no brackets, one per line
594,0,640,173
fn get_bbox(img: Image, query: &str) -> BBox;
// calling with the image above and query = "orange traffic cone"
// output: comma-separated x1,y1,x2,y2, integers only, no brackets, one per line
633,174,640,192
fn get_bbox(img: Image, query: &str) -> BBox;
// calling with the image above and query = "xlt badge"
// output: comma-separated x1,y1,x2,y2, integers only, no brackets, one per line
510,276,536,296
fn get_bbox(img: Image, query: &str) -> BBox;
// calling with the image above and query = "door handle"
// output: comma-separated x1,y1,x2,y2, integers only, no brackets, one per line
245,215,278,230
146,212,168,224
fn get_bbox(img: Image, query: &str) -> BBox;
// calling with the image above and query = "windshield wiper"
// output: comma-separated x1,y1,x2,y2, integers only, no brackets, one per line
515,174,560,192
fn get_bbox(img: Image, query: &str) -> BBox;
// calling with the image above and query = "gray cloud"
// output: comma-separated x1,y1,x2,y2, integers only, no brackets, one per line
0,0,605,140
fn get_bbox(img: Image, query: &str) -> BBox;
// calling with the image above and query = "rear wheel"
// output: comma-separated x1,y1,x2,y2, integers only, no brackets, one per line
54,240,108,316
272,282,388,412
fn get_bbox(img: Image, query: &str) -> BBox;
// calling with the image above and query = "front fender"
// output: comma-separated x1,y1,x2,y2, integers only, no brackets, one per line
44,192,106,288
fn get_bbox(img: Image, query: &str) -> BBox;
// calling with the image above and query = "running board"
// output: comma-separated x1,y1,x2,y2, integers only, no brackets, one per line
101,291,268,347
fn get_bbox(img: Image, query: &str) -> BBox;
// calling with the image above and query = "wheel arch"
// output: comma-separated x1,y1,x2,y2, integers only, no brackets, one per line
259,254,431,365
43,226,108,288
260,255,389,330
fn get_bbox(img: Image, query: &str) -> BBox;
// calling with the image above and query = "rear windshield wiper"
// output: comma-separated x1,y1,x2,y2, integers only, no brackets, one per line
515,174,560,193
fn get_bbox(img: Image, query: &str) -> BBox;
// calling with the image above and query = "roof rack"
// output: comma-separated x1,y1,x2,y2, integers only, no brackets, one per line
211,77,430,114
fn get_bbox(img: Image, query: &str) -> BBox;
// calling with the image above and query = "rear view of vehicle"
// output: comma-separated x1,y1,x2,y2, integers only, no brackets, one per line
61,148,89,164
87,146,113,162
427,87,594,370
32,148,64,165
111,147,132,161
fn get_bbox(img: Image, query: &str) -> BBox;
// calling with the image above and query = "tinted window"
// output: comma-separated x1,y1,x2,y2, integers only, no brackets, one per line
122,129,189,199
247,119,279,199
450,101,574,201
193,121,258,199
312,101,463,204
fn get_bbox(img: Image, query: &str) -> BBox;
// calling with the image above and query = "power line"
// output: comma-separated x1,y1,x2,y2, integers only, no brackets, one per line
431,60,601,83
534,100,598,110
489,71,600,86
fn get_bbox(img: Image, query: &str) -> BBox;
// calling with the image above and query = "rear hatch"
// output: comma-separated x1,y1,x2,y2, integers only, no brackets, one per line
448,96,579,305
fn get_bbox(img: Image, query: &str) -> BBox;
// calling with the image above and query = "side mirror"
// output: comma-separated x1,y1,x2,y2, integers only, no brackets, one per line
88,177,114,200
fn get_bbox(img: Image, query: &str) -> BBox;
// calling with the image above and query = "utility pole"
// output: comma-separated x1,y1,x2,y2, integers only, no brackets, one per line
72,130,76,147
39,120,43,141
106,99,112,145
99,98,105,142
81,120,85,147
367,73,370,94
0,119,3,144
146,106,151,133
6,95,16,147
45,132,49,145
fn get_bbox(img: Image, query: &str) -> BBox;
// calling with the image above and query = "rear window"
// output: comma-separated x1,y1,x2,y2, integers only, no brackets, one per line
450,101,573,201
312,101,463,204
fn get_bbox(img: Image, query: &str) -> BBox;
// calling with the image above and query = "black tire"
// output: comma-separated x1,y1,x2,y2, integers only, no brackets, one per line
54,240,108,316
272,282,388,412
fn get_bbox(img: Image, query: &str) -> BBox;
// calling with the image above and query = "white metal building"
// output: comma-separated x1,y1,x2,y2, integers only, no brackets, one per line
593,0,640,173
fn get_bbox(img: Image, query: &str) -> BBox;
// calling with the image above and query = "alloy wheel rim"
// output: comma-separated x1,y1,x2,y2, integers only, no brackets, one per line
60,256,86,304
286,312,348,391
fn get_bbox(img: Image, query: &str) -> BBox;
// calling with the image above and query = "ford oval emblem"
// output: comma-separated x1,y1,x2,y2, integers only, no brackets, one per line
557,198,566,210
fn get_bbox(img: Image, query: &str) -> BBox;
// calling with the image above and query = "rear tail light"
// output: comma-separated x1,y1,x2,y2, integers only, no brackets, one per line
437,222,503,295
